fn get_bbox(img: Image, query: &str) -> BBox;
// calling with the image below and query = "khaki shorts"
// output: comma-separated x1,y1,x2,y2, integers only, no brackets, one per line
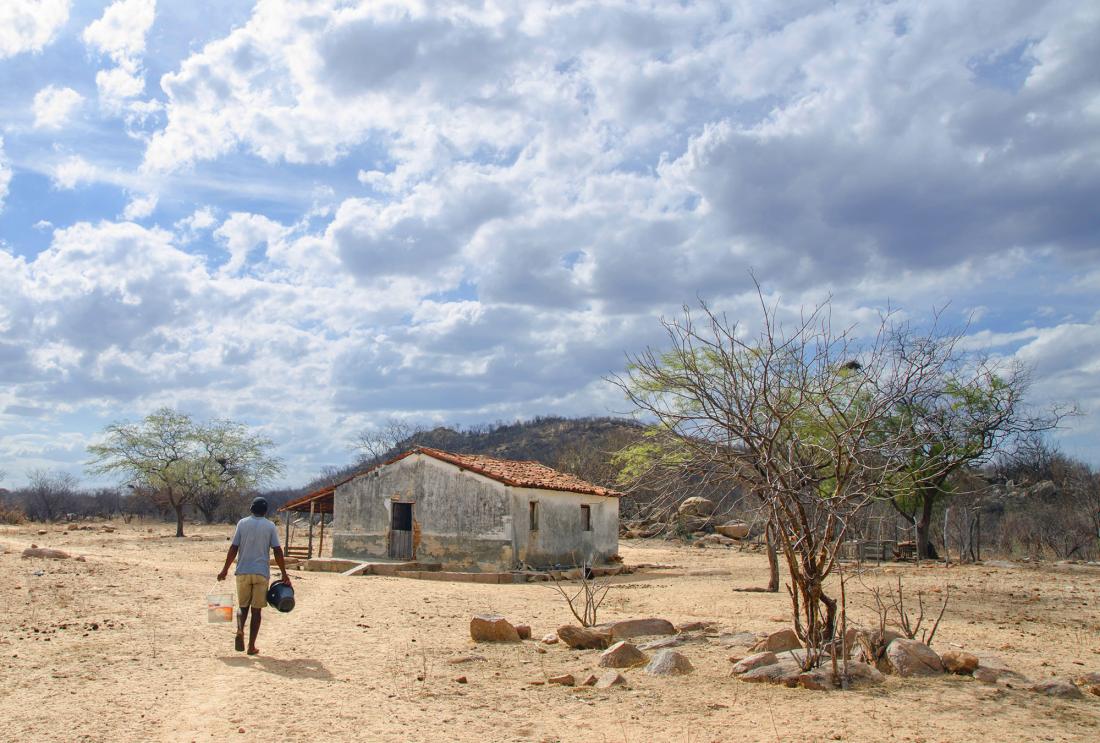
236,574,268,609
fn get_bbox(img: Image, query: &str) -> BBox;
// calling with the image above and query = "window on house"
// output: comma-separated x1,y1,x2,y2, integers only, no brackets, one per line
580,505,591,531
529,500,539,531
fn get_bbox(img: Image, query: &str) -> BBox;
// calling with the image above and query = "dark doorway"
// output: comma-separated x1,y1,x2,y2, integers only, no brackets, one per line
389,502,414,559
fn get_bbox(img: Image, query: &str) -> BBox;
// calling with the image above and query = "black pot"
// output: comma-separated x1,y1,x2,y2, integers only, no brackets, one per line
266,579,295,613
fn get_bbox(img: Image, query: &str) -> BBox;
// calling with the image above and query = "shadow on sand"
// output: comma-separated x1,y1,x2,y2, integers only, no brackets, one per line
219,655,334,680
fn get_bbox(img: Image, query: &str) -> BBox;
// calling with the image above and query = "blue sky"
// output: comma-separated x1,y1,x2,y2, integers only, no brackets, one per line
1,0,1098,488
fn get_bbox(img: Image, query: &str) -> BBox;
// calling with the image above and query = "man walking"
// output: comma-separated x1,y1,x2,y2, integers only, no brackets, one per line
217,496,291,655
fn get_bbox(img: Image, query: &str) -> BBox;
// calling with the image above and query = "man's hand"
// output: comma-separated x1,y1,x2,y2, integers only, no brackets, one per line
217,570,227,582
280,573,292,586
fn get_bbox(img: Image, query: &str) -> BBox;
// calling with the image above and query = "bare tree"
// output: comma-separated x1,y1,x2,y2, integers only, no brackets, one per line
22,469,78,522
614,287,957,669
352,419,425,465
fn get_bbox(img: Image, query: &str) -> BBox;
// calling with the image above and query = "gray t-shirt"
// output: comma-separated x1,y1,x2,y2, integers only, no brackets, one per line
231,515,280,578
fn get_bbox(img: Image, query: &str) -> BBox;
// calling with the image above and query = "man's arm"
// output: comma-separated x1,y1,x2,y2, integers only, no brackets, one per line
217,545,238,581
272,547,291,585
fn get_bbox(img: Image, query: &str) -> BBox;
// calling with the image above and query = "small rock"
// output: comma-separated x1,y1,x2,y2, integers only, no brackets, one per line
599,641,648,668
730,651,778,675
548,673,575,686
470,615,520,643
535,646,547,654
75,556,86,562
581,673,599,686
37,530,47,536
21,548,70,560
715,632,759,647
639,636,683,651
973,665,1030,688
594,671,627,689
515,624,532,640
557,625,612,650
797,669,835,691
1074,672,1100,686
1029,679,1084,698
676,621,712,632
941,650,979,675
453,675,467,684
541,633,559,645
885,639,943,677
527,679,545,686
739,658,803,686
447,654,486,664
644,649,694,676
605,618,676,640
751,629,801,653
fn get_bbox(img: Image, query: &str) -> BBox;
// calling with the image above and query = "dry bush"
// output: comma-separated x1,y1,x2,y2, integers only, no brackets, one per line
546,563,613,627
0,502,27,524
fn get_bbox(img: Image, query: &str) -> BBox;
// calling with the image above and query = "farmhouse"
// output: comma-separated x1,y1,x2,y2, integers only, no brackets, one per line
285,447,621,572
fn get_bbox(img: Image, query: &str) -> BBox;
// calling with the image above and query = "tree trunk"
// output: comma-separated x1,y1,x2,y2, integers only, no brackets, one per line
173,503,185,538
766,522,780,592
915,490,938,560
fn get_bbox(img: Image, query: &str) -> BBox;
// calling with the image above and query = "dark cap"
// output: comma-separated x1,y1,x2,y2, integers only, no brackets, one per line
250,497,269,516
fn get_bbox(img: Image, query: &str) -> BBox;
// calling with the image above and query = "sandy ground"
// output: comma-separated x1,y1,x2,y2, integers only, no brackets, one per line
2,522,1099,743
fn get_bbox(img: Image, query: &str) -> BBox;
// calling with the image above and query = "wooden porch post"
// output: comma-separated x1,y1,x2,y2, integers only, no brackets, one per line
318,514,326,557
285,510,291,551
308,499,315,559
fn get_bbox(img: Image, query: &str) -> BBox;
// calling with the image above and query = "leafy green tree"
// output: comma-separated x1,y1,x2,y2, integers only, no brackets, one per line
88,408,283,536
885,338,1071,559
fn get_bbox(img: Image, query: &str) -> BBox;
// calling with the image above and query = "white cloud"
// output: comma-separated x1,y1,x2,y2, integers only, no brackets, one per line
0,137,11,210
32,85,84,129
121,192,158,220
83,0,157,110
213,212,287,276
173,206,217,241
0,0,70,60
51,155,100,189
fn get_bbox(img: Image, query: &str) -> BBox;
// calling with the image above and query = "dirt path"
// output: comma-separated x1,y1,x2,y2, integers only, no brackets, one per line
2,523,1099,742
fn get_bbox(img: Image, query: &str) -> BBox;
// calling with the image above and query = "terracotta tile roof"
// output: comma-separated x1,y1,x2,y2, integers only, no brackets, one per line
393,446,623,497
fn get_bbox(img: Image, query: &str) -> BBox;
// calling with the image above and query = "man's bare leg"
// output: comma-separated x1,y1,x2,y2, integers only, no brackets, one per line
247,608,262,655
236,607,249,651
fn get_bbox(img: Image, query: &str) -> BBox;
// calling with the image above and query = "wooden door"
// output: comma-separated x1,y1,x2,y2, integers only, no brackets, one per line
388,502,413,559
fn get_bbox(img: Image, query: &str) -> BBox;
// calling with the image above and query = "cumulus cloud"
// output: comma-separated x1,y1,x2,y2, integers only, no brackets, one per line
121,192,157,220
2,1,1100,483
83,0,156,111
32,85,84,129
0,0,70,60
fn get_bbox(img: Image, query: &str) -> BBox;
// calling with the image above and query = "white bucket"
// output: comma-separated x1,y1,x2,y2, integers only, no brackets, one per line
206,591,235,623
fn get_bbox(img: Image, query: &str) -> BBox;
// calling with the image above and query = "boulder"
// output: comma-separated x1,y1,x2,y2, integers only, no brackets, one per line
677,497,716,517
844,661,886,686
469,615,520,643
515,624,532,640
730,651,778,675
594,671,627,689
973,666,1029,687
751,629,801,653
941,650,979,675
606,618,676,640
699,533,736,547
1029,679,1084,699
548,673,575,686
599,641,649,668
644,649,694,676
885,639,943,677
541,633,559,645
715,522,751,540
580,673,599,686
21,547,70,560
557,625,612,650
676,621,713,632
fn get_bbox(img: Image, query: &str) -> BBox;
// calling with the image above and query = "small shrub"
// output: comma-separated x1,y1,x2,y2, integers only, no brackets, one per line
0,503,27,524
